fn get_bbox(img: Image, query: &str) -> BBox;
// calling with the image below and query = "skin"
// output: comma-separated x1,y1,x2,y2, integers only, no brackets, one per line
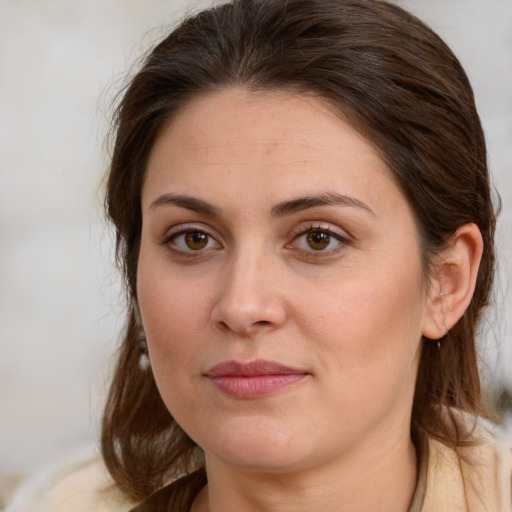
137,88,443,511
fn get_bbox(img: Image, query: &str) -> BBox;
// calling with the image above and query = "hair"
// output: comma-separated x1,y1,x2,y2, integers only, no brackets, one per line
102,0,497,506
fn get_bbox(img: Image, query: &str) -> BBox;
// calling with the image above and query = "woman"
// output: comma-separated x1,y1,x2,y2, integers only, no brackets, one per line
10,0,511,510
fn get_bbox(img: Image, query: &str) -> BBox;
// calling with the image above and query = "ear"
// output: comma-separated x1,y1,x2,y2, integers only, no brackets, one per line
422,223,483,340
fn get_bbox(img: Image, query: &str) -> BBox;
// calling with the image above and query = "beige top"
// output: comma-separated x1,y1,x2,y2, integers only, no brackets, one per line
408,434,512,512
6,455,133,512
7,435,512,512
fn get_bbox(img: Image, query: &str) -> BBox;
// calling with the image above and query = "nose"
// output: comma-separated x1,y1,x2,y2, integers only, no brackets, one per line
211,249,287,337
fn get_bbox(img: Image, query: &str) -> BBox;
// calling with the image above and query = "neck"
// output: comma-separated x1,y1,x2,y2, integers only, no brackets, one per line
191,425,418,512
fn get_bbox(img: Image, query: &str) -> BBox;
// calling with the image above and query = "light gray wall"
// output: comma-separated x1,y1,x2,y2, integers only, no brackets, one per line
1,0,511,475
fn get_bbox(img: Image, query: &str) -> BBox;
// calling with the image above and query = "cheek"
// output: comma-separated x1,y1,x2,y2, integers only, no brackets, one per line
295,257,426,384
300,267,424,337
136,263,230,425
137,277,209,416
139,276,210,359
304,280,424,436
136,247,203,369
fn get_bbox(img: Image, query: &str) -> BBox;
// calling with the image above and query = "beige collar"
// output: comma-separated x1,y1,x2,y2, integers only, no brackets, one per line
420,436,512,512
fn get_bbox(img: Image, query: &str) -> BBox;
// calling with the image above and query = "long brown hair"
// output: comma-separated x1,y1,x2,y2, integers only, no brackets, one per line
102,0,497,505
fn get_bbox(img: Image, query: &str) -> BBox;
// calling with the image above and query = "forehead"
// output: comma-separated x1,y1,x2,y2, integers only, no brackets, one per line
150,89,350,165
144,89,396,197
142,87,404,222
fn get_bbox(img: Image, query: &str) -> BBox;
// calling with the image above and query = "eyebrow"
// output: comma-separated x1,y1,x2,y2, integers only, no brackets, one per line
271,192,375,217
149,191,374,218
149,194,220,216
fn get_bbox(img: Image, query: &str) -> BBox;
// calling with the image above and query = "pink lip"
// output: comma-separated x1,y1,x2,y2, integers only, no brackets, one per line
205,360,308,399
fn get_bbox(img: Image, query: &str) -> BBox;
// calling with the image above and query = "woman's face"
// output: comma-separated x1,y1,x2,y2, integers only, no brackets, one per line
137,89,432,474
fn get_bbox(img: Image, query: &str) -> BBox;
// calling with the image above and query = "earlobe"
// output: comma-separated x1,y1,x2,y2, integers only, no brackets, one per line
422,223,483,340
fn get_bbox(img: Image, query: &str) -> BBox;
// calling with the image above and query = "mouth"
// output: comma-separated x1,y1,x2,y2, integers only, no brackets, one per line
205,360,309,399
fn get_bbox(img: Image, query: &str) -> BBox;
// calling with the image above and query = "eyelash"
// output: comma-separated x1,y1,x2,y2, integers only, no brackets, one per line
162,223,350,258
287,223,350,256
163,226,221,257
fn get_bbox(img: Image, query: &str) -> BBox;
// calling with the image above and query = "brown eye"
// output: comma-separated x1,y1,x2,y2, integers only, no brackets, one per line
289,225,348,255
169,229,220,252
306,230,331,250
185,231,209,250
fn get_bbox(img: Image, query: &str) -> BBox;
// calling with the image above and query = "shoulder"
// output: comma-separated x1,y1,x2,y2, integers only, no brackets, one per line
422,414,512,512
7,449,134,512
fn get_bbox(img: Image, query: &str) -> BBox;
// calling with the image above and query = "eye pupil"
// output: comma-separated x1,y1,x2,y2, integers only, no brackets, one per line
307,230,330,250
185,231,208,250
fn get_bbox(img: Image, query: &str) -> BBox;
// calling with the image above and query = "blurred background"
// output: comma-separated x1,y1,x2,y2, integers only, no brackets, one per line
0,0,511,505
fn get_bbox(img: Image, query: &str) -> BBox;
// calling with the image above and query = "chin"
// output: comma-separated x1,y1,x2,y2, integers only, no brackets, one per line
196,419,321,474
212,445,312,474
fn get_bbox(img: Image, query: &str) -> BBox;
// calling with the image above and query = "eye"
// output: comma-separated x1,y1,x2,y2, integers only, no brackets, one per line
305,230,332,251
290,226,349,253
167,229,221,252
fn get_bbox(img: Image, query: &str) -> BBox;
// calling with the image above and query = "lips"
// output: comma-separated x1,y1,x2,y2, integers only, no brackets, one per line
205,360,308,399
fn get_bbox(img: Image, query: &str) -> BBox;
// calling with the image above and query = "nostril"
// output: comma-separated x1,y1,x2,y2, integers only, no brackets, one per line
218,320,230,330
